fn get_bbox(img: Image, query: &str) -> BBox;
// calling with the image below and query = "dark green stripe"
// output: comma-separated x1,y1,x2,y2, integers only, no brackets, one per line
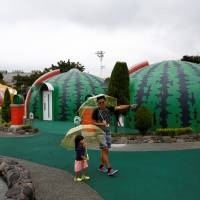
158,62,170,128
84,73,98,94
174,61,191,127
59,70,74,120
136,63,161,105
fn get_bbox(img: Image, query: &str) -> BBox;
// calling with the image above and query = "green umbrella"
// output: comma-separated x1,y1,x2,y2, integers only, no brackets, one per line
61,124,104,150
79,94,117,117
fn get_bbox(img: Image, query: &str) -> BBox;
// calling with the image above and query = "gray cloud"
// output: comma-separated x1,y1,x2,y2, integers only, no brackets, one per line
0,0,200,75
1,0,200,30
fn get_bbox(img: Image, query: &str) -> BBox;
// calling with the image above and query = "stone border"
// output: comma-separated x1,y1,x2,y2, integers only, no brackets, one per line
0,126,38,137
0,157,35,200
110,142,200,151
112,134,200,144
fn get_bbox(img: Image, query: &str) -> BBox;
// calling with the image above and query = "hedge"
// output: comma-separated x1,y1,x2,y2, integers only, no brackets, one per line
155,127,193,136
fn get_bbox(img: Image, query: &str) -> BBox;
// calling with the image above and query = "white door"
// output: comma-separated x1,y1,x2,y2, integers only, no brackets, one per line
43,91,52,120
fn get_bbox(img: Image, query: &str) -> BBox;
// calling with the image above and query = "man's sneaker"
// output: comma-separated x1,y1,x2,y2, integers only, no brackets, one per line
98,166,107,173
74,177,82,182
81,175,90,180
107,168,118,176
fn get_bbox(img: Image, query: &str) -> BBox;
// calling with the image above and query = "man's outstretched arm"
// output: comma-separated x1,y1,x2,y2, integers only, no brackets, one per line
114,104,138,111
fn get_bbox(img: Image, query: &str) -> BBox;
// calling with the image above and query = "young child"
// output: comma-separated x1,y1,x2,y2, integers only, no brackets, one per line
74,134,90,182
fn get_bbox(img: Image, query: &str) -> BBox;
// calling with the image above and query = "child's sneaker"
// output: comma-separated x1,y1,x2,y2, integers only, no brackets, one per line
74,177,82,182
81,175,90,180
98,165,107,173
107,168,118,176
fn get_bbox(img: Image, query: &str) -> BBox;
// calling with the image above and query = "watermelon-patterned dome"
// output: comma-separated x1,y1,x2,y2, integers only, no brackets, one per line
28,69,105,121
126,60,200,131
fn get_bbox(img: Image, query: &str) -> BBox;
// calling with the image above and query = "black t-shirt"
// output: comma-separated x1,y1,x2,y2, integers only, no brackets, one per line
92,107,115,123
75,144,86,161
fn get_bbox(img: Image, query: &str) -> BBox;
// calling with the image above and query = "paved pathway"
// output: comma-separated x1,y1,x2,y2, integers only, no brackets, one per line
1,157,103,200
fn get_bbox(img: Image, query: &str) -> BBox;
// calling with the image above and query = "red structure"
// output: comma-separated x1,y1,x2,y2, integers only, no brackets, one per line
11,104,25,126
128,61,149,74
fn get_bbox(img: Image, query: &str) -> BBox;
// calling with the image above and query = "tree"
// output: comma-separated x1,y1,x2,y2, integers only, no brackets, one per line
44,59,85,73
13,74,26,93
1,88,11,122
181,55,200,64
0,72,5,84
135,106,152,135
13,71,42,94
0,72,3,81
108,61,130,105
12,59,85,96
108,61,130,131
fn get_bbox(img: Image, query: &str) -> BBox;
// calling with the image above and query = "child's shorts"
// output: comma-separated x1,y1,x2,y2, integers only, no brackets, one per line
74,160,88,172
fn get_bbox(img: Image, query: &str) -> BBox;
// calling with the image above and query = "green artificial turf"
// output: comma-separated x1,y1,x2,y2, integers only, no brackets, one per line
0,120,200,200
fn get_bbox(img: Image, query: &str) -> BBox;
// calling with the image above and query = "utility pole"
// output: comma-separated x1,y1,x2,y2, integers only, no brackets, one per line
95,50,105,77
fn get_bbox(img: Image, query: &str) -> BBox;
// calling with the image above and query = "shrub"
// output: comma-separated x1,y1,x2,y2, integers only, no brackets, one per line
175,127,193,136
155,128,175,136
155,127,193,136
184,127,193,134
135,106,152,135
1,88,11,122
21,125,32,130
3,122,11,128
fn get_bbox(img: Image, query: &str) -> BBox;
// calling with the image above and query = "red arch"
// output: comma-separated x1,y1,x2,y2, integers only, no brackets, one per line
129,61,149,74
24,69,60,118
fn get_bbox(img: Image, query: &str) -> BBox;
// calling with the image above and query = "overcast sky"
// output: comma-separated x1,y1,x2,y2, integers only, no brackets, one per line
0,0,199,77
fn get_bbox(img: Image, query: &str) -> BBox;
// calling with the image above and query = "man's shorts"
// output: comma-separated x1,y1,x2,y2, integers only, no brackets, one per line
99,128,112,149
99,134,111,149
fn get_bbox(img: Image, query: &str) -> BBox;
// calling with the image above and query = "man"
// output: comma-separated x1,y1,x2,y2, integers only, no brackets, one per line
92,95,136,176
